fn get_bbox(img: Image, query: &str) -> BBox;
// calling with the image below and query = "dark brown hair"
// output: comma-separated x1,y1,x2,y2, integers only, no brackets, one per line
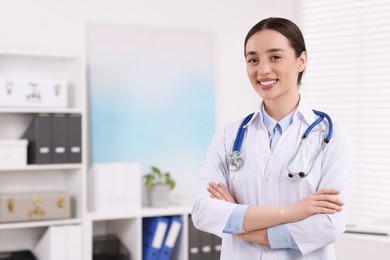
244,17,307,85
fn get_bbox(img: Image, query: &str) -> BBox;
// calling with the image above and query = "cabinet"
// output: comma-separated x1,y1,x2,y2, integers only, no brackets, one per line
87,206,191,260
0,51,87,256
0,51,195,260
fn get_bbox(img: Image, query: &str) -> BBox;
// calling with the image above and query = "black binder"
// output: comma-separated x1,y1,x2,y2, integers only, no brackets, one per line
188,215,201,260
51,114,67,163
200,228,213,259
22,114,51,164
66,114,82,163
212,235,222,260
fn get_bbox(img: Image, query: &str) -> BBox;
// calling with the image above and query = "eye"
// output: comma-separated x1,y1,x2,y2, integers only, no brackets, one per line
271,56,281,61
246,58,258,63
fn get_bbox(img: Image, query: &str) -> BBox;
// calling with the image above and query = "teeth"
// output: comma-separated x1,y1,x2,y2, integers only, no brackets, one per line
259,80,276,86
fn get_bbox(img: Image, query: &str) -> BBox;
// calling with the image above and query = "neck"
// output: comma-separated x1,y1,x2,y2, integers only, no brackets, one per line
264,92,300,121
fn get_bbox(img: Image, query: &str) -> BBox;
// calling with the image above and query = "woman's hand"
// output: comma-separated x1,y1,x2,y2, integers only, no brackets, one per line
207,182,237,203
242,188,344,232
284,188,344,223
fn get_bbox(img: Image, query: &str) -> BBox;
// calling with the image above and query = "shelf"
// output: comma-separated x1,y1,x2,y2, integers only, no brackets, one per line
88,211,140,221
88,205,192,221
0,163,82,172
141,205,192,217
0,218,83,230
0,107,83,114
0,50,81,59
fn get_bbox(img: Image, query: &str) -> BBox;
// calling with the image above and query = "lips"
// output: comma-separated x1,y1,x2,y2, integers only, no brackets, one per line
258,79,277,90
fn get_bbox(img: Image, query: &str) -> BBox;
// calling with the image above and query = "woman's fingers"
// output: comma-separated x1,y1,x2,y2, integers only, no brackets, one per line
207,182,223,199
309,190,344,214
314,188,340,196
317,194,344,206
208,182,236,203
315,201,342,212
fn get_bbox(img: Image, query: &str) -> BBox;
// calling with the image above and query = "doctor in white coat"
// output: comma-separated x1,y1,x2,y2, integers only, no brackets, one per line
192,17,355,259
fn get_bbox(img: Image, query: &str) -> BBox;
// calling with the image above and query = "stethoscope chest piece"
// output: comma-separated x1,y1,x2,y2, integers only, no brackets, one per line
228,151,244,171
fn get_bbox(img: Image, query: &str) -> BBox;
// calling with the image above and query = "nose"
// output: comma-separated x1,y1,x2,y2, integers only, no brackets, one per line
257,60,271,76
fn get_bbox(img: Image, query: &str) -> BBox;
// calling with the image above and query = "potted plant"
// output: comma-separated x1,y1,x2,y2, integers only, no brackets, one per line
143,166,175,207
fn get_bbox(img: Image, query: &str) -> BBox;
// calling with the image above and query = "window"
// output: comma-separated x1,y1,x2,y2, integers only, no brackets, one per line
301,0,390,224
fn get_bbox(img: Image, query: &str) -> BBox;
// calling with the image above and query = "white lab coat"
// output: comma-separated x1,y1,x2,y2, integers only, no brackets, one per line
192,97,355,260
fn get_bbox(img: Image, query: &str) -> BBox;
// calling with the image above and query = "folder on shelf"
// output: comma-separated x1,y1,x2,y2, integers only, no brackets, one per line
143,217,169,260
33,225,66,260
33,224,82,260
212,234,222,260
66,224,83,260
51,114,67,163
200,228,213,259
22,114,51,164
66,114,82,163
158,216,183,260
188,215,201,260
88,162,141,213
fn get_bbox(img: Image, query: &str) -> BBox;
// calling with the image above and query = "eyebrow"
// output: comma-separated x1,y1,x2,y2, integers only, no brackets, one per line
267,48,285,53
245,48,285,56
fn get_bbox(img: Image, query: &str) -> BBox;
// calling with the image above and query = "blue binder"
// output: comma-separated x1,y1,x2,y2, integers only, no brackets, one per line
158,216,183,260
143,217,169,260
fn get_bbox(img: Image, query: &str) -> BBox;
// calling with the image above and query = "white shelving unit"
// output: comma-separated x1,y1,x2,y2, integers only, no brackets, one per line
86,205,192,260
0,50,194,260
0,51,88,256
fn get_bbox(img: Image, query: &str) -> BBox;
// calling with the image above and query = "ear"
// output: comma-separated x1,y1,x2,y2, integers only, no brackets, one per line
297,51,307,72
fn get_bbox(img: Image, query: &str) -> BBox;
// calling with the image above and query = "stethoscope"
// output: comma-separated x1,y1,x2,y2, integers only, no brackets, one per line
227,110,333,179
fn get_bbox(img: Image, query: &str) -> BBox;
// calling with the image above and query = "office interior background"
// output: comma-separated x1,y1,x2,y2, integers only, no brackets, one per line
0,0,389,259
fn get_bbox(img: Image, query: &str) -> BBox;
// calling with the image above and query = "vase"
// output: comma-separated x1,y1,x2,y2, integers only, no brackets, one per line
147,183,170,207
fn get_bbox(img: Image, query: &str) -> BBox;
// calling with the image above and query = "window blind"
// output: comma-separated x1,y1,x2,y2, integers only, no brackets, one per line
301,0,390,224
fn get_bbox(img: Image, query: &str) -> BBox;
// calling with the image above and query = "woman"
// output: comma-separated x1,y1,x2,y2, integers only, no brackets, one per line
192,17,354,259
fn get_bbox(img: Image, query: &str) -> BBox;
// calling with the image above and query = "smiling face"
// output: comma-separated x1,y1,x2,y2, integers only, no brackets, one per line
245,29,307,105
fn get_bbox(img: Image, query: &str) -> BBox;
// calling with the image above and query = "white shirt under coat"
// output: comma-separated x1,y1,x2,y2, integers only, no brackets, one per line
192,97,355,260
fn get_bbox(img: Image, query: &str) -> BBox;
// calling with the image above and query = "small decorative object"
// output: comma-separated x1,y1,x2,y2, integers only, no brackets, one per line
143,166,175,207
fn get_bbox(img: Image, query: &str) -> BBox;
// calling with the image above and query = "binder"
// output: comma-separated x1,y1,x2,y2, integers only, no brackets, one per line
188,215,201,260
66,224,82,260
211,235,222,260
66,114,82,163
33,225,66,260
51,114,67,163
22,114,51,164
200,229,213,259
143,217,169,260
88,162,141,213
158,216,183,260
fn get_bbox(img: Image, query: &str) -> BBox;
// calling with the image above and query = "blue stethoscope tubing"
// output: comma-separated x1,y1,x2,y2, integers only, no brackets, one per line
228,109,333,178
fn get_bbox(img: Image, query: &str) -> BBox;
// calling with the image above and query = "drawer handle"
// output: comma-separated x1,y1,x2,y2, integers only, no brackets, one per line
57,194,65,211
5,81,13,95
26,81,41,101
54,83,61,96
28,194,45,218
7,198,14,213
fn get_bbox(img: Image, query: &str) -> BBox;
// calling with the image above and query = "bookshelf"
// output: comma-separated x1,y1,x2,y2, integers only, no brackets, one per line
0,51,87,258
0,50,197,260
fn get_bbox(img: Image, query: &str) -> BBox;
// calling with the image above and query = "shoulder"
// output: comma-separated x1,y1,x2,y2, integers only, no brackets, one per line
213,112,258,143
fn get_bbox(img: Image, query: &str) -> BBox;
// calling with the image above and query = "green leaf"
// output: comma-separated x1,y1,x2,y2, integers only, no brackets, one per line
143,165,175,190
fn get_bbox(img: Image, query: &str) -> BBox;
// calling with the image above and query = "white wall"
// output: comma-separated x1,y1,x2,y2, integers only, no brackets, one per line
0,0,299,203
0,0,298,126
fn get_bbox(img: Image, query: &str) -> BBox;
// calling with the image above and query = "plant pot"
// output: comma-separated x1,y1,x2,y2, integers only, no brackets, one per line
147,183,170,207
